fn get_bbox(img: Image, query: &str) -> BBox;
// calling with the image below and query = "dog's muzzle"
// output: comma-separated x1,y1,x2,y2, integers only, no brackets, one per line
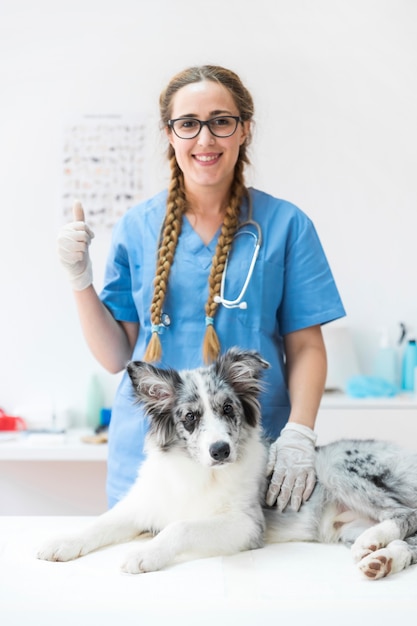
209,441,231,463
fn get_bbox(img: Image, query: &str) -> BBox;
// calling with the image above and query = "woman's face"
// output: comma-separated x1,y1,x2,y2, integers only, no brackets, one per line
166,80,250,196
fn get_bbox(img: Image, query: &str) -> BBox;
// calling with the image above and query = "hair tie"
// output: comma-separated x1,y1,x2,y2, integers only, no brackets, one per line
151,323,164,335
205,316,214,327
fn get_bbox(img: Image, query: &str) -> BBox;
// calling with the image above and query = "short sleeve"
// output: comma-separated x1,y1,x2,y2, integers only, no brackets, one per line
278,215,345,335
100,218,139,323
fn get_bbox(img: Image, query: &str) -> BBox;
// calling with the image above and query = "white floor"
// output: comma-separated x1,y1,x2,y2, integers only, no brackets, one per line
1,516,416,626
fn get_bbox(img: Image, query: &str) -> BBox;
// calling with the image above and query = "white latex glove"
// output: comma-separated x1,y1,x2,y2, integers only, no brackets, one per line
57,201,94,291
266,422,317,511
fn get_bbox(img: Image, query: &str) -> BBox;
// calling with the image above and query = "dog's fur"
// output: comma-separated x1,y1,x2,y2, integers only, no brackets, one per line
37,348,417,579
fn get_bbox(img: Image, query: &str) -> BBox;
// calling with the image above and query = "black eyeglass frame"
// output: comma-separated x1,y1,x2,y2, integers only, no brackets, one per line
167,115,243,139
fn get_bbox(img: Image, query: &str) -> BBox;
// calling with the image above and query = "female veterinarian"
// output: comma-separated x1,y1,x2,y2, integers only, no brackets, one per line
58,65,346,510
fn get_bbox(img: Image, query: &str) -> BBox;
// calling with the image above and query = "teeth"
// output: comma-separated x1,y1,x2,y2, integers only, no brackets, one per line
195,155,217,162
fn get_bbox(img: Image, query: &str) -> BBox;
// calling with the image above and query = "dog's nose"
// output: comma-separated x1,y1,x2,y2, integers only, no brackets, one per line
209,441,231,462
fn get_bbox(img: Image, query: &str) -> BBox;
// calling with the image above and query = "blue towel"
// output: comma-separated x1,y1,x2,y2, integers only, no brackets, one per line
345,376,398,398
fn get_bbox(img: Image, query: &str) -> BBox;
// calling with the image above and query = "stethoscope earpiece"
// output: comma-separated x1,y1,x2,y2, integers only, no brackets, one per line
215,296,248,310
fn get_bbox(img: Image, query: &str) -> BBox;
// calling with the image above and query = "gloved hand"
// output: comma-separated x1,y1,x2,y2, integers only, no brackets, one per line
266,422,317,511
57,201,94,291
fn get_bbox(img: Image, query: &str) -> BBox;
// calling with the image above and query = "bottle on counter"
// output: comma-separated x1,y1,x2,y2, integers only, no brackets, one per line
401,339,417,391
85,374,105,429
373,328,397,386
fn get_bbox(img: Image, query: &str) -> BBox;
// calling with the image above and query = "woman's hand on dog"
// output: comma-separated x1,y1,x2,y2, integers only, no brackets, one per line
266,423,317,511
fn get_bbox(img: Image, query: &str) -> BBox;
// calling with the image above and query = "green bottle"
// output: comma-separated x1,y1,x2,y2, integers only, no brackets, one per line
85,374,104,429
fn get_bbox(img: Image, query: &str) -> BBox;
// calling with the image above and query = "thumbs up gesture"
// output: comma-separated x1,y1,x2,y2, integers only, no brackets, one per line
57,200,95,291
72,200,86,223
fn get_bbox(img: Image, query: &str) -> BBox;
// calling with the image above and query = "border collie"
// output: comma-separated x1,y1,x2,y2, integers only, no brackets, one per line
37,348,417,579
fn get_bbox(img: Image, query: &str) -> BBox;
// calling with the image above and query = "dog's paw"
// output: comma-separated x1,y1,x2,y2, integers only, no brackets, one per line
36,535,87,562
351,520,400,563
351,538,381,563
120,546,169,574
357,548,393,579
357,540,412,580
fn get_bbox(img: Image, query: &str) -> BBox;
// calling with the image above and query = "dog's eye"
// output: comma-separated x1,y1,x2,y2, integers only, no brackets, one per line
185,412,196,424
182,411,198,433
223,403,234,416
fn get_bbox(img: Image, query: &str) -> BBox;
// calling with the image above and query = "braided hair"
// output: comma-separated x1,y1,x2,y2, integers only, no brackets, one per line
143,66,254,364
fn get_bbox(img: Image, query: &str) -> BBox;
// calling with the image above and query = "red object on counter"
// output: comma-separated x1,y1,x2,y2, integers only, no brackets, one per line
0,409,27,431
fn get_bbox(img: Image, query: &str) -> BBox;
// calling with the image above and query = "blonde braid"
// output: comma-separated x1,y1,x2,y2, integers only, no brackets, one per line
143,157,186,363
203,160,247,363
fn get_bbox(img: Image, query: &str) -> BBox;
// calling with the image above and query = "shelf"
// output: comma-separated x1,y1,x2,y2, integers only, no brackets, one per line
320,391,417,410
0,429,107,461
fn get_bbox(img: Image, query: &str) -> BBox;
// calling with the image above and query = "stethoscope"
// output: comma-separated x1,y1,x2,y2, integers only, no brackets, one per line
214,195,262,310
159,193,262,328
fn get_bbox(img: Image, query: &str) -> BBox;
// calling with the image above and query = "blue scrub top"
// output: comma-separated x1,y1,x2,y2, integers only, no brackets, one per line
100,187,346,505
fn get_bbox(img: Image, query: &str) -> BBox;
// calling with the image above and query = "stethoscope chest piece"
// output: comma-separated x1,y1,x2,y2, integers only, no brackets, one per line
161,312,171,327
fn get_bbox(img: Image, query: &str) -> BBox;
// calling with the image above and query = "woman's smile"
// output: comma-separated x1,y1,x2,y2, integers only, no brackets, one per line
193,152,222,165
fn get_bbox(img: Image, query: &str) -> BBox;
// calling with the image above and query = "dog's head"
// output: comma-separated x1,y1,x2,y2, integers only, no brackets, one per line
127,348,269,467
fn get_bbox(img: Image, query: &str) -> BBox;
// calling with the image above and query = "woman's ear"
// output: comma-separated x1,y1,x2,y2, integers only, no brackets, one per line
239,119,251,146
165,125,175,148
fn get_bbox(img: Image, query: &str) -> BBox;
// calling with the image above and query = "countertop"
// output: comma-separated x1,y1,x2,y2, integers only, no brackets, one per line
0,429,107,461
321,390,417,409
0,516,416,626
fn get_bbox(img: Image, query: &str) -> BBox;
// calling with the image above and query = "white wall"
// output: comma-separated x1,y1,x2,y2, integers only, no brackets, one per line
1,0,416,426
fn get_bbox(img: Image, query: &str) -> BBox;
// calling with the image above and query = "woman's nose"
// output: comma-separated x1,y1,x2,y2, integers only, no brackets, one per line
197,125,215,146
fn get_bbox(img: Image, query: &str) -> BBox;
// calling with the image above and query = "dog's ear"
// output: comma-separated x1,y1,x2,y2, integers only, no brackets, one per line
213,348,269,427
127,361,182,449
214,348,270,388
127,361,181,411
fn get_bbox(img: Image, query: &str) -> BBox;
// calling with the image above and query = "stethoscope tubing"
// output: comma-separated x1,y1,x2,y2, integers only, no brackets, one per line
215,203,263,310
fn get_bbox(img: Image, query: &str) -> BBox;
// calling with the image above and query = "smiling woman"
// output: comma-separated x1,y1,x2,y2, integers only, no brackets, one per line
57,64,345,510
165,80,250,204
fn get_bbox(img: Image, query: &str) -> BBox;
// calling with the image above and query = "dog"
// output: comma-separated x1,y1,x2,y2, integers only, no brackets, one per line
37,348,268,573
36,348,417,579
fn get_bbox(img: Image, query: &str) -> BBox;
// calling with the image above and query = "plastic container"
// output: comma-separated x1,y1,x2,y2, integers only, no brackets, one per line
0,409,27,431
100,408,112,427
85,375,105,429
401,339,417,391
373,329,397,386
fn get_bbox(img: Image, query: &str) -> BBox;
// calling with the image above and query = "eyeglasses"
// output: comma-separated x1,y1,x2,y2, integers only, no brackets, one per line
167,116,242,139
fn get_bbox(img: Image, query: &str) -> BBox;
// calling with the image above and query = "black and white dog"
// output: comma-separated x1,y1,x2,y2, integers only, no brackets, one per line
37,348,417,579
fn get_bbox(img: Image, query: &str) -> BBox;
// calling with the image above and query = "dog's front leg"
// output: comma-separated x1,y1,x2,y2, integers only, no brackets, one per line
36,496,144,562
121,512,264,574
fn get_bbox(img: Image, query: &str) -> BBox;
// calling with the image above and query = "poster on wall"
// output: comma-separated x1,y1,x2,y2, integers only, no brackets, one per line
61,114,148,229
